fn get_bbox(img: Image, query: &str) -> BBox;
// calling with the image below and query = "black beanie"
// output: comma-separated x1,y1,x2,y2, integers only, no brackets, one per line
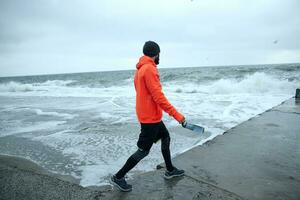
143,41,160,57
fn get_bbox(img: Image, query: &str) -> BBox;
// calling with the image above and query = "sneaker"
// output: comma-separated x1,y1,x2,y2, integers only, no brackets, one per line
164,167,185,179
110,175,132,192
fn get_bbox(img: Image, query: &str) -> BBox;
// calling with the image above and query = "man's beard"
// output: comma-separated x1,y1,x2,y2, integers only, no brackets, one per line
154,55,159,65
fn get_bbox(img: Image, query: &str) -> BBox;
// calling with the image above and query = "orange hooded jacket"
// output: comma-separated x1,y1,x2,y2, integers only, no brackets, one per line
134,56,184,123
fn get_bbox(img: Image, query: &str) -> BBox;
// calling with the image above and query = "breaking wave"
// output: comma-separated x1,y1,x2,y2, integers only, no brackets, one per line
0,80,75,92
0,80,134,97
173,72,298,95
0,72,298,98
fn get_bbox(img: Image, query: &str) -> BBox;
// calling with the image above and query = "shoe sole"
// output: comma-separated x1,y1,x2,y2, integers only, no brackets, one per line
110,178,132,192
163,172,185,180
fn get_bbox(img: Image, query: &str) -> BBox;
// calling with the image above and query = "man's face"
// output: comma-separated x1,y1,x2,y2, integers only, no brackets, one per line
154,54,160,65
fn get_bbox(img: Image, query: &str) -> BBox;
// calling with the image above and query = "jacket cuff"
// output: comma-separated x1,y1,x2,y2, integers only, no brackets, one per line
173,112,185,123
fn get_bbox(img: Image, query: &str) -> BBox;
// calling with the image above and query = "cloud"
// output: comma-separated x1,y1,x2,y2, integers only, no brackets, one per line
0,0,299,76
264,50,300,64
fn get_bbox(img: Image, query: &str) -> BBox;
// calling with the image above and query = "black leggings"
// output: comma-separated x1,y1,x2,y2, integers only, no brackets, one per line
115,121,174,179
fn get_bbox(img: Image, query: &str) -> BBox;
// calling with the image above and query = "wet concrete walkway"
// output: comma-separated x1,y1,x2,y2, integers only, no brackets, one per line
1,97,300,200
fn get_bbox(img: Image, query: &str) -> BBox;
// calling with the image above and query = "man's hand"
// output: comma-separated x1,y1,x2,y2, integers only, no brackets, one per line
181,119,187,127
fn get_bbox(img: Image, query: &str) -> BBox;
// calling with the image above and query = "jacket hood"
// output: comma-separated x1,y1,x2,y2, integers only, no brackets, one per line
136,56,156,69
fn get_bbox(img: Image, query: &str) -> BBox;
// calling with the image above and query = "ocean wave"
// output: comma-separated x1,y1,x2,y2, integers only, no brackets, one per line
36,80,76,86
173,72,298,95
0,72,298,98
0,80,76,93
0,79,134,98
207,72,297,94
0,81,35,92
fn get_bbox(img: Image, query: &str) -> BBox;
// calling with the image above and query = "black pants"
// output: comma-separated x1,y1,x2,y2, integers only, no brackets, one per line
115,121,174,179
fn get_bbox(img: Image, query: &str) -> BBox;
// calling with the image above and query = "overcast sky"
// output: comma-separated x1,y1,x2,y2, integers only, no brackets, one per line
0,0,300,77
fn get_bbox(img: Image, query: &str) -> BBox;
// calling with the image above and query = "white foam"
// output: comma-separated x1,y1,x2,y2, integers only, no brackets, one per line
79,164,118,186
0,81,34,92
208,73,289,94
97,112,117,120
0,121,66,137
176,127,225,155
33,130,139,184
171,72,298,95
0,80,134,98
2,106,78,119
34,109,77,119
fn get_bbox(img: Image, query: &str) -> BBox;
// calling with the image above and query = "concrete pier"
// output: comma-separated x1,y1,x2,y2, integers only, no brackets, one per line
171,97,300,200
1,97,299,200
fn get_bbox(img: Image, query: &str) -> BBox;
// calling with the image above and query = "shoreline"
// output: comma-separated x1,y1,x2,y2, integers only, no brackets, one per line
0,154,80,185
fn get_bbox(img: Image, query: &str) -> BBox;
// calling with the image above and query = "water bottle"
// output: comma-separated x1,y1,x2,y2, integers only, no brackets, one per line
182,121,204,134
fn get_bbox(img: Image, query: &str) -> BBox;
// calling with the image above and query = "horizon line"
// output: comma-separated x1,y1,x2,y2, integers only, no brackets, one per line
1,62,299,78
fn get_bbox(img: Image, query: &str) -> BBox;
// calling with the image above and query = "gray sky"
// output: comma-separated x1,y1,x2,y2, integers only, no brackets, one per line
0,0,300,77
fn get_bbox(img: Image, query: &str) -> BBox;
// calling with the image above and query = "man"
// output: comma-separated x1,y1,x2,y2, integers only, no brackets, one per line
111,41,185,192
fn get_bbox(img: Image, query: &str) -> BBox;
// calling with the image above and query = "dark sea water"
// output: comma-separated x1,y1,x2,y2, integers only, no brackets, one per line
0,63,299,186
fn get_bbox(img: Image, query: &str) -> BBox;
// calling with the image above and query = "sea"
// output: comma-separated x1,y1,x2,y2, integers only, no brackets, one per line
0,63,299,186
